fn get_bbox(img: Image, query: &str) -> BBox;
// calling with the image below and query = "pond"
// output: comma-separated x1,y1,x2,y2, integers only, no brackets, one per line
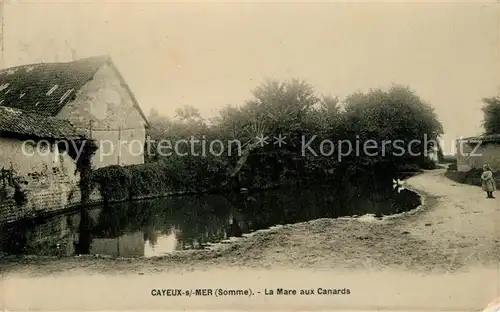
0,183,420,258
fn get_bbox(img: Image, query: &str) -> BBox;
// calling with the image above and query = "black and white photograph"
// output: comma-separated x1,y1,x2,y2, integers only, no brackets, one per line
0,1,499,311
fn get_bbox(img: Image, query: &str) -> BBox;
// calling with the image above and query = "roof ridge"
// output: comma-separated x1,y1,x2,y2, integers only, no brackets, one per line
0,55,111,71
0,55,112,116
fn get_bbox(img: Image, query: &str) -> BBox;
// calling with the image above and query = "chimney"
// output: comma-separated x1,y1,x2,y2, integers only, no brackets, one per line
71,48,77,61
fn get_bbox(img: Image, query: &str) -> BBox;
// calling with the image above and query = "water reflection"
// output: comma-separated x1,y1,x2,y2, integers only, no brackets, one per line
0,184,420,258
144,230,177,257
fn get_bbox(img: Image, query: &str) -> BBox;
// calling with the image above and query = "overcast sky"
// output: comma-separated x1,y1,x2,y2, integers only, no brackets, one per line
4,1,499,154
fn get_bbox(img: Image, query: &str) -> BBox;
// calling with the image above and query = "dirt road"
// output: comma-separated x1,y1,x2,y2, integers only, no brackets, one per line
2,169,499,311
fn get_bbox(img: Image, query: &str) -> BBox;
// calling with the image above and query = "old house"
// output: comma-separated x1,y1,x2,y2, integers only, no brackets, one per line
455,134,500,172
0,55,150,169
0,105,88,223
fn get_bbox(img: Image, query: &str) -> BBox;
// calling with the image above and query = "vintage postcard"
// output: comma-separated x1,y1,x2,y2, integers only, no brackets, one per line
0,1,499,311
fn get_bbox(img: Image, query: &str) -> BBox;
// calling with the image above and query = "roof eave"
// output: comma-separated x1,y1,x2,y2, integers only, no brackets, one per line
0,131,88,141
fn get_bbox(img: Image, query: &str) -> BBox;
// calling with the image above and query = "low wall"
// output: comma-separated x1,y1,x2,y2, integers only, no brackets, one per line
0,182,81,224
0,168,204,224
0,135,88,223
0,161,104,224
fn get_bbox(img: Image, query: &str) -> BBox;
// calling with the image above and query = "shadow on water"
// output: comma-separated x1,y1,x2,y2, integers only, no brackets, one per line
0,183,420,258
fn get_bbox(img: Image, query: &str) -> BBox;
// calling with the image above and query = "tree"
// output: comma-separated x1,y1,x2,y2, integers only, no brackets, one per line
175,105,202,121
339,84,444,185
481,96,500,135
216,79,327,186
142,80,444,193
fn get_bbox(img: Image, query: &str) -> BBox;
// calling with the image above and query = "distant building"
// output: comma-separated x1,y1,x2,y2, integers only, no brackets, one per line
427,145,439,162
0,55,150,169
455,134,500,172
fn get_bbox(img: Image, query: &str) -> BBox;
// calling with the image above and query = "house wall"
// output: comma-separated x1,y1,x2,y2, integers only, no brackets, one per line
0,137,78,180
57,63,147,169
455,140,500,172
0,137,81,223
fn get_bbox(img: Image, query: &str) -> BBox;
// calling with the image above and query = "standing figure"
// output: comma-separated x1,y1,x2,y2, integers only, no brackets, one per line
481,164,496,199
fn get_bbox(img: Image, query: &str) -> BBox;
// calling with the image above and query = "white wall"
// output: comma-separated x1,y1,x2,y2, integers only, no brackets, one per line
57,62,147,169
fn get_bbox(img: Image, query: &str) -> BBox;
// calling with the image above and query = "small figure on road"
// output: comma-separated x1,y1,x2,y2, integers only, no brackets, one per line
481,164,496,199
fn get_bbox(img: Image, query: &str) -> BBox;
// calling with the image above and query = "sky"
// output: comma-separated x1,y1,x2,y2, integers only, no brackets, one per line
3,0,499,154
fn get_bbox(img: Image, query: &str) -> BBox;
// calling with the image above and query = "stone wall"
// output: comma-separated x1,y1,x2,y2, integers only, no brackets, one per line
0,137,83,223
456,140,500,172
0,184,103,224
57,62,147,169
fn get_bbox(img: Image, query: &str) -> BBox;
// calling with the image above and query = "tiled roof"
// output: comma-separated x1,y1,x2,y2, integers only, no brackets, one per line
0,105,87,140
0,56,109,116
460,134,500,143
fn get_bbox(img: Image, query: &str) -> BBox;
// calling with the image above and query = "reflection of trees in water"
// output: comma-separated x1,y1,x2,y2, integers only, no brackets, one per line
1,179,421,257
1,216,77,256
86,196,233,250
71,180,420,254
0,221,30,254
391,189,421,213
76,187,343,252
143,226,158,248
160,196,232,249
221,183,415,229
74,208,94,255
92,203,130,238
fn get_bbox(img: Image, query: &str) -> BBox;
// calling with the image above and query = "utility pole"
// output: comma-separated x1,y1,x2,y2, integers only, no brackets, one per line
117,127,121,165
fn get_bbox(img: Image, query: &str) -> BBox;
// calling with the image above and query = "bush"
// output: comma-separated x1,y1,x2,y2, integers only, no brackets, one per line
90,160,229,202
397,163,423,173
91,165,132,202
442,155,457,163
447,161,457,171
445,168,500,188
127,162,197,197
419,157,438,170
